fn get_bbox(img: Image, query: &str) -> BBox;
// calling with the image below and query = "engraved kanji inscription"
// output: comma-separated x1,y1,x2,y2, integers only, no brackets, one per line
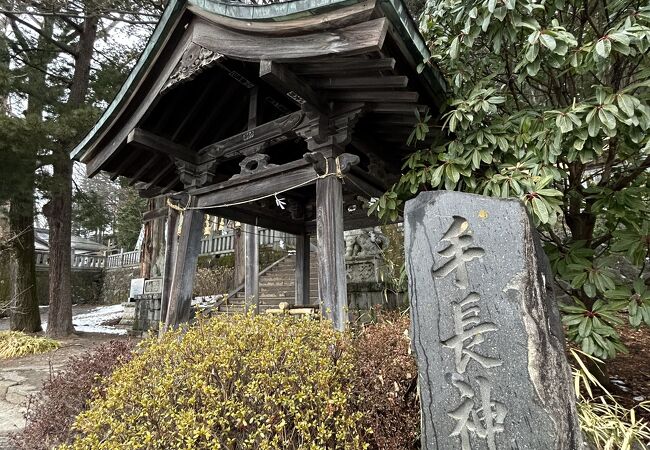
432,216,485,289
442,292,502,373
448,376,507,450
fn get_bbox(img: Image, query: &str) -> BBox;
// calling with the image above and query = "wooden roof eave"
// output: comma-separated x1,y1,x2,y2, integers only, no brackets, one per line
71,0,187,163
71,0,447,176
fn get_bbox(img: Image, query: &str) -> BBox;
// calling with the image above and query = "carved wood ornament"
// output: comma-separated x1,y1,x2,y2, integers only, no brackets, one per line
163,42,223,93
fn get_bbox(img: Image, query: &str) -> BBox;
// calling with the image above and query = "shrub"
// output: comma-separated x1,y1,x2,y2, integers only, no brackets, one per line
12,340,136,450
61,315,368,450
193,266,233,297
0,331,59,359
353,312,419,450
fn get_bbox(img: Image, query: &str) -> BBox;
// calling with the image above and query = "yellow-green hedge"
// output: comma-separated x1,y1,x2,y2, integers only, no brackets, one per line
0,331,59,359
60,315,368,450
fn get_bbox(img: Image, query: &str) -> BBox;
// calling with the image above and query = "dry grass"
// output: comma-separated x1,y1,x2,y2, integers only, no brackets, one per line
572,349,650,450
0,331,60,359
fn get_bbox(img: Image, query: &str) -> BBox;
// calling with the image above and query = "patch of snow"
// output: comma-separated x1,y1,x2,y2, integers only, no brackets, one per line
71,304,126,335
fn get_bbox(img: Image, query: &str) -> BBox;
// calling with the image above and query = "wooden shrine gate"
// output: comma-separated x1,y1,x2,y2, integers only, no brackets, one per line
71,0,446,331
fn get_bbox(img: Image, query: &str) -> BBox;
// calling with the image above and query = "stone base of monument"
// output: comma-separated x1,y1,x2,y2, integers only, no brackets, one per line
405,191,587,450
347,282,407,323
132,295,162,335
120,301,136,326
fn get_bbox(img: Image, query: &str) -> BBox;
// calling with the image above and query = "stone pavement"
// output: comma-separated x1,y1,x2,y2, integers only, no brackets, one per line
0,306,132,449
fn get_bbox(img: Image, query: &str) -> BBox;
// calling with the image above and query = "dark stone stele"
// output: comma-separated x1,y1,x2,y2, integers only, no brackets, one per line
404,191,586,450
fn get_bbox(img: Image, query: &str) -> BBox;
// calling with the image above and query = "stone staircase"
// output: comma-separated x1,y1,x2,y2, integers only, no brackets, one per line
212,253,320,314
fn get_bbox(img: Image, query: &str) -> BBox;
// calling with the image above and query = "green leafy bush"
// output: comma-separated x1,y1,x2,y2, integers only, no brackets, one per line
60,316,368,450
0,331,59,359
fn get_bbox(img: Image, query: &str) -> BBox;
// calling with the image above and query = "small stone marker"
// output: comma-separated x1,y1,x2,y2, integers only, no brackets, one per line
404,191,585,450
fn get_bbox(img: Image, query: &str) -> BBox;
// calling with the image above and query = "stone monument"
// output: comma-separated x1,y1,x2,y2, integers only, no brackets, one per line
404,191,585,450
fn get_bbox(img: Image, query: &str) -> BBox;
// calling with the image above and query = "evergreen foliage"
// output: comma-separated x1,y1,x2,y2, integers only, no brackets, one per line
372,0,650,359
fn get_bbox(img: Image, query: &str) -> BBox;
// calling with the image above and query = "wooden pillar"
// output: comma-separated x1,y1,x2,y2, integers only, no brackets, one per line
164,206,204,330
160,206,179,326
244,223,259,313
316,169,347,331
242,87,260,314
233,225,245,287
295,233,310,306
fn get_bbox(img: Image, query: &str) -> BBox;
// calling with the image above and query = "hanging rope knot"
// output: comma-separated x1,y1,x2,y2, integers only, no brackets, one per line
318,156,344,179
167,196,191,212
334,156,343,179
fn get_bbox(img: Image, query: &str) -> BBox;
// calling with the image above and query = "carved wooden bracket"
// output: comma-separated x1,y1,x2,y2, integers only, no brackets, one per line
230,153,277,179
297,105,364,152
163,43,223,93
174,158,217,189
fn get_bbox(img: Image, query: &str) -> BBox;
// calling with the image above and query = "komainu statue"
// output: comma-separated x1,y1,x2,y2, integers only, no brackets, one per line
344,227,389,258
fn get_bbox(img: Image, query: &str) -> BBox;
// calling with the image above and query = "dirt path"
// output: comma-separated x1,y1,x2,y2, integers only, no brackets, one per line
0,305,132,449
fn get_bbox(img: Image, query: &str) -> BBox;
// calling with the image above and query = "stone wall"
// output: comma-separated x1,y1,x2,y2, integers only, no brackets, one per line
100,266,140,304
35,268,104,305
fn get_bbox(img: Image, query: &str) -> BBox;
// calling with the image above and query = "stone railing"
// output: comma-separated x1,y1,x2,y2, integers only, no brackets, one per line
35,250,106,270
200,228,293,255
106,250,141,269
34,228,292,271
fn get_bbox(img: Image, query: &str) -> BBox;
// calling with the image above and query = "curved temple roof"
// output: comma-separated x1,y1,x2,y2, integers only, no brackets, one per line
71,0,446,164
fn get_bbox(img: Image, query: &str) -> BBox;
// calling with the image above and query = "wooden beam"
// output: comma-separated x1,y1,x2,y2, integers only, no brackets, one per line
345,171,386,198
109,150,140,181
373,114,418,126
128,154,159,186
171,77,220,142
195,163,317,210
161,175,180,194
188,83,244,148
145,163,175,190
310,76,408,89
128,128,197,163
260,60,329,114
84,27,194,176
207,206,305,235
326,90,419,103
193,18,388,61
294,57,396,75
164,206,204,330
197,110,309,161
142,206,169,222
368,103,427,113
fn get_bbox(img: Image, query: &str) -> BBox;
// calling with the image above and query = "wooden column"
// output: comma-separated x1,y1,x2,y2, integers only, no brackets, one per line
244,223,259,313
164,206,204,330
160,206,179,326
243,87,260,314
295,233,310,306
233,225,245,287
316,168,347,331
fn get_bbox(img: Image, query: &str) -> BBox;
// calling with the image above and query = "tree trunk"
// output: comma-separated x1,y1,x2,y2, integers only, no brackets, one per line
43,165,74,336
45,16,98,337
8,200,41,332
5,16,53,333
